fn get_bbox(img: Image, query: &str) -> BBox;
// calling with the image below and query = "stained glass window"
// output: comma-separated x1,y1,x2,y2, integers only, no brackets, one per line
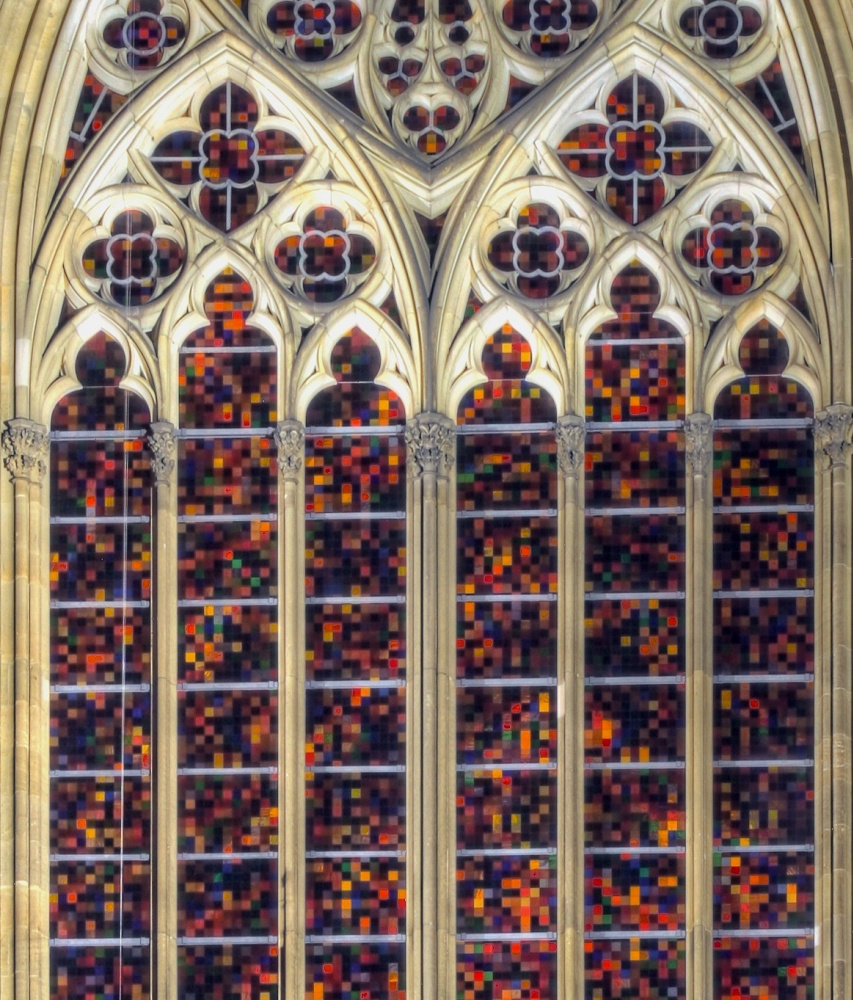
304,328,408,999
176,270,280,999
712,322,815,1000
50,333,152,1000
456,325,559,998
583,264,687,998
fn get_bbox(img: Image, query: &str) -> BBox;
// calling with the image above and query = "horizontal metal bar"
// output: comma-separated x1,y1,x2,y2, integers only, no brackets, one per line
51,430,145,441
307,425,405,436
177,598,278,608
586,421,684,431
51,600,150,610
713,589,814,599
586,847,685,856
715,674,814,684
714,419,812,430
177,427,274,439
50,769,149,779
585,506,685,517
457,762,557,772
457,677,556,689
51,938,150,948
590,338,684,347
304,679,405,690
713,504,813,515
306,511,405,521
51,515,149,525
714,844,814,855
51,684,150,695
178,346,276,355
50,854,150,863
456,423,554,435
178,513,277,524
457,933,557,942
176,937,277,947
305,850,406,860
714,759,813,768
456,848,557,858
712,928,814,940
456,508,557,520
586,591,685,602
584,761,685,772
585,930,686,941
177,852,278,862
308,765,405,774
585,676,685,688
304,934,406,944
177,766,277,776
177,681,277,692
456,593,558,603
306,595,405,606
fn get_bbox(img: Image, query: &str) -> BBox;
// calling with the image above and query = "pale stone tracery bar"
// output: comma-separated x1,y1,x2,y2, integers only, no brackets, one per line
273,418,305,1000
2,420,50,1000
684,411,713,1000
555,413,584,1000
814,404,853,1000
405,411,455,1000
147,419,178,1000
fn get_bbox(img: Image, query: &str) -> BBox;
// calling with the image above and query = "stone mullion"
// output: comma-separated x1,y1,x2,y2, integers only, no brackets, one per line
555,414,584,1000
814,405,853,1000
148,420,178,1000
2,418,49,1000
685,412,713,1000
405,412,455,1000
274,420,305,1000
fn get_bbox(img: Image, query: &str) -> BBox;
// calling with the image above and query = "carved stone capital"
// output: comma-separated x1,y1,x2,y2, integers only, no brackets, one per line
405,412,455,478
2,418,49,484
814,403,853,469
147,421,177,486
274,419,305,480
685,412,713,477
556,414,584,478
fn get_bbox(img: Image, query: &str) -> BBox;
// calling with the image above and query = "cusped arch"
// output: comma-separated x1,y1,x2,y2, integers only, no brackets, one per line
291,301,419,423
442,297,569,418
700,292,826,412
34,307,160,425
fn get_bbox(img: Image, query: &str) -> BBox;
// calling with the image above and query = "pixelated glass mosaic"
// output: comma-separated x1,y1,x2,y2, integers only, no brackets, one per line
457,854,557,935
585,685,684,764
178,944,278,1000
306,944,404,1000
178,773,277,854
457,941,556,1000
585,854,685,932
714,853,815,930
585,939,685,1000
306,604,405,682
456,600,556,680
586,514,685,593
714,938,814,1000
584,599,683,678
585,769,684,848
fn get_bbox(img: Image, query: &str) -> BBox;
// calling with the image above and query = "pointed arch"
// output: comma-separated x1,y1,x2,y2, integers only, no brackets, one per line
291,301,418,421
34,307,160,423
700,292,826,411
442,297,569,416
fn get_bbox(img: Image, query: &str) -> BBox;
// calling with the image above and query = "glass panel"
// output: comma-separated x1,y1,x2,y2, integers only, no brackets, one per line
304,328,407,994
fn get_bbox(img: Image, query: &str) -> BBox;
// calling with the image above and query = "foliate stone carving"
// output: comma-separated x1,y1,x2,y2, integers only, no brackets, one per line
405,413,455,477
685,412,713,477
147,421,177,485
556,414,584,478
274,420,305,479
2,418,49,484
814,404,853,470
